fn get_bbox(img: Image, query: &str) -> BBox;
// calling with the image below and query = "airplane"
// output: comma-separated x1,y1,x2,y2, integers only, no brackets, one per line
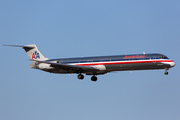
4,44,175,81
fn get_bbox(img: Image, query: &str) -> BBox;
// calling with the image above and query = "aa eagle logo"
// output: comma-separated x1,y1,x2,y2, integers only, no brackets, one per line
32,51,40,59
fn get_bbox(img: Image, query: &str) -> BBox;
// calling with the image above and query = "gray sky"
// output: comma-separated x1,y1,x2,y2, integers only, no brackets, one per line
1,0,180,120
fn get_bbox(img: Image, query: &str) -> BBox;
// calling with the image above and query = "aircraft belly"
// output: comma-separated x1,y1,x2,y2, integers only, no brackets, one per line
41,68,70,74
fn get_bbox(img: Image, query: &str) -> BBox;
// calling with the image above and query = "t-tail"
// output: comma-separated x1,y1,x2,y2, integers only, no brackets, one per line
4,44,48,60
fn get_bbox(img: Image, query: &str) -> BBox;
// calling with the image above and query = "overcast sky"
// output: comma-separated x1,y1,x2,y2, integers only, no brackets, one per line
1,0,180,120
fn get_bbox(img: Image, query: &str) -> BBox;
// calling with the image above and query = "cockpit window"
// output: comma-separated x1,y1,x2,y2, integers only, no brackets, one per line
163,56,168,59
159,55,169,59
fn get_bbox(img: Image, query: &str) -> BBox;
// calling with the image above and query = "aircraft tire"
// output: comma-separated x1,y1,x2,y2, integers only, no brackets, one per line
78,74,84,80
91,76,97,81
164,72,168,75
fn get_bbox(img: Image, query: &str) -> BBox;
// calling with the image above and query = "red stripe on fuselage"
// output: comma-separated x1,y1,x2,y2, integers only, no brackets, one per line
74,60,174,66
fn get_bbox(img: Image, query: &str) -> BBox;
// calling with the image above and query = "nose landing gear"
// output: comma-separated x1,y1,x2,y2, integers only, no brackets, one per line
164,71,168,75
164,68,169,75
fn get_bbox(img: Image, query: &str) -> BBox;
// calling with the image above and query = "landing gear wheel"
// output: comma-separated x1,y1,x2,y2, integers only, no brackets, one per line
91,76,97,81
78,74,84,80
164,72,168,75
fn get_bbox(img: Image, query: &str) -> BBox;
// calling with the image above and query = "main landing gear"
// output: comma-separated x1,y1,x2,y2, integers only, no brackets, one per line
77,74,98,81
164,68,169,75
77,74,84,80
91,75,97,82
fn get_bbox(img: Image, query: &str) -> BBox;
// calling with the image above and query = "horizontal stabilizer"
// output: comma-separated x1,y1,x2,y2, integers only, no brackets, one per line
3,44,35,49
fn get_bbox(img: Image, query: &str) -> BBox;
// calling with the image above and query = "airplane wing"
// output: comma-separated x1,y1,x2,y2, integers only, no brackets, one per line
30,59,99,72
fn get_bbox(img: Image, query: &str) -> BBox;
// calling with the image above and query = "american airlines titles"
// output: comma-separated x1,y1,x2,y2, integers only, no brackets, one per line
124,55,145,59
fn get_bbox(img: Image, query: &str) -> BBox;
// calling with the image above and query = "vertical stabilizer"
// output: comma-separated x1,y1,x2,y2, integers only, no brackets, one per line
23,44,47,60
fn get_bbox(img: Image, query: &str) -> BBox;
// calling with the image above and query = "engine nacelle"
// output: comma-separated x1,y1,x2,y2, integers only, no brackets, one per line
38,63,53,70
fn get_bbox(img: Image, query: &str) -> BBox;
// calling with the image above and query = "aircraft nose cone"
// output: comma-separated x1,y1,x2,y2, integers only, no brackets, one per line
170,61,175,67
